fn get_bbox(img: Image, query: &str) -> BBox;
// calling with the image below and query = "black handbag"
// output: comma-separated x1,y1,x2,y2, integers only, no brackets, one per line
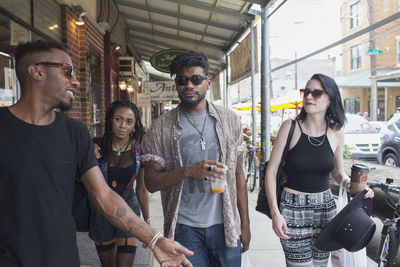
71,180,91,232
255,119,296,218
71,138,103,232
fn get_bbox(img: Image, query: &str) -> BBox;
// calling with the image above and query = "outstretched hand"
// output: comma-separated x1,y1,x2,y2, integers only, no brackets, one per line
152,237,194,267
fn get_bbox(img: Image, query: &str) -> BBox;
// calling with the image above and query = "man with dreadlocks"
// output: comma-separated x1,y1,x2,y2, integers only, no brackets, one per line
141,51,250,267
0,40,193,267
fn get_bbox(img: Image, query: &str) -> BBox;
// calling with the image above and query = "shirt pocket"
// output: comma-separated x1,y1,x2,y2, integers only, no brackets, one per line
54,155,76,188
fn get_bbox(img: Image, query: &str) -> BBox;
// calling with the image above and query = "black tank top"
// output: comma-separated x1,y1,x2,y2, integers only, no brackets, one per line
283,121,335,193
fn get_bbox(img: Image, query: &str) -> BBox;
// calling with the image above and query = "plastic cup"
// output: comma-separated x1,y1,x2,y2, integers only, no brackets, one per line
211,165,227,193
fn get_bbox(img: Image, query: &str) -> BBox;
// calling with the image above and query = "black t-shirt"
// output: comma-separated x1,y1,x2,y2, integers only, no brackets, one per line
0,107,98,267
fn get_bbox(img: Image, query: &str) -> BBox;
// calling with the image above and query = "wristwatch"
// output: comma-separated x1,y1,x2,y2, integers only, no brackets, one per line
146,218,152,224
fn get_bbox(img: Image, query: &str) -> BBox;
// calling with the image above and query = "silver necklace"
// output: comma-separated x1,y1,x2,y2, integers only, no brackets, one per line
305,122,327,147
307,135,326,147
182,108,208,151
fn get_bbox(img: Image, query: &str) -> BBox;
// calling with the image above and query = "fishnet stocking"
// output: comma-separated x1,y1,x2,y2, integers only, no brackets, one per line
116,252,135,267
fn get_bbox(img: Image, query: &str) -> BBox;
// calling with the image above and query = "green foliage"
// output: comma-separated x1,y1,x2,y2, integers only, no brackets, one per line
343,144,352,159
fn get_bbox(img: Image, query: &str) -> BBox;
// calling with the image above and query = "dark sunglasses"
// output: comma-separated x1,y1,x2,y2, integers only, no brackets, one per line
35,62,74,79
175,75,209,86
300,88,324,98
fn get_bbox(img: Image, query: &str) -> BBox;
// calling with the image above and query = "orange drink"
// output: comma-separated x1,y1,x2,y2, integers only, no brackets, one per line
211,165,227,193
212,187,224,193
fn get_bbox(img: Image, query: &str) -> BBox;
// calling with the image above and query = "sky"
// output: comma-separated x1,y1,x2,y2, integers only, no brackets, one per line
268,0,342,60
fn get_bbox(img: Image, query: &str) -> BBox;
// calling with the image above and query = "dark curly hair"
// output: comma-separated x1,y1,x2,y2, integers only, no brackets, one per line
102,100,145,156
169,51,209,77
297,73,346,130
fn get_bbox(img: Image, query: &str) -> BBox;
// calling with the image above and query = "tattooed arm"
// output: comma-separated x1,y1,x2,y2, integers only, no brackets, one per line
81,166,194,266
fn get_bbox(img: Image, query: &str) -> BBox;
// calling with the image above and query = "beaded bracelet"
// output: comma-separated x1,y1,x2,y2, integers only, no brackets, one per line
148,232,163,250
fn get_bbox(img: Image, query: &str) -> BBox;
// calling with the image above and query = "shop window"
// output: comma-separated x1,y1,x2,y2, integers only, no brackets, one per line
88,53,102,137
396,96,400,109
344,97,360,114
397,38,400,65
33,0,62,43
350,1,361,29
351,44,362,70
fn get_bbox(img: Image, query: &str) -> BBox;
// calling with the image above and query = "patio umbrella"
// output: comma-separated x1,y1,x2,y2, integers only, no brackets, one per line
270,92,303,112
232,102,261,111
232,93,303,112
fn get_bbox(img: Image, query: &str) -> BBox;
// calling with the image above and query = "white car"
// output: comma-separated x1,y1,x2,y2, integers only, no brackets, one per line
343,114,382,161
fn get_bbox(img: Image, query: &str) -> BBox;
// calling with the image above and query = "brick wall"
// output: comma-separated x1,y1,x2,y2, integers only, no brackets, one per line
374,0,400,70
341,0,400,75
61,5,105,136
340,0,371,75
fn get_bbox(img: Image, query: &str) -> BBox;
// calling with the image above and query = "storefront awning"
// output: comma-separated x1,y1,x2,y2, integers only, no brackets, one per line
115,0,264,76
371,69,400,83
337,69,400,88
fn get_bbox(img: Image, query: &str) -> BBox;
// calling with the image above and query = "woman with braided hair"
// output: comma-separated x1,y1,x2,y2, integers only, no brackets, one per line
89,100,150,267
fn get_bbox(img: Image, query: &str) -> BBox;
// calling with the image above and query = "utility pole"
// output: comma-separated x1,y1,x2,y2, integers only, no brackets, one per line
250,22,257,147
295,52,298,91
368,0,377,120
260,4,271,163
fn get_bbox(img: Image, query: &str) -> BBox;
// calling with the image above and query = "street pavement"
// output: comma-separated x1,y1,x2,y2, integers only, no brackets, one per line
78,158,390,266
78,189,378,267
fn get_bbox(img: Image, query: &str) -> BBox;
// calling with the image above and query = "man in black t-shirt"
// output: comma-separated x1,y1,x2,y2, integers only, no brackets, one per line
0,40,193,267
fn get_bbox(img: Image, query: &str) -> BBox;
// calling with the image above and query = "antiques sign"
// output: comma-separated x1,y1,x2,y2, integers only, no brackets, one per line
150,49,185,73
144,81,179,101
136,93,151,108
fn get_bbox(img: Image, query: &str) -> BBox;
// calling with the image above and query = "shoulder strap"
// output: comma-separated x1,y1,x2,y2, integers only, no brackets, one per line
297,120,304,134
281,119,296,161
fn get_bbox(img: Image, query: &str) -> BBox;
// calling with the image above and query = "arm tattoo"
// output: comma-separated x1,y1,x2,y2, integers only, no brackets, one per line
116,207,127,218
127,218,135,232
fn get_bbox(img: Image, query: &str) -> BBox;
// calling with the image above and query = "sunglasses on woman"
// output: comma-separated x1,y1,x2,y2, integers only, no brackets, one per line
35,62,74,79
175,75,209,86
300,88,324,98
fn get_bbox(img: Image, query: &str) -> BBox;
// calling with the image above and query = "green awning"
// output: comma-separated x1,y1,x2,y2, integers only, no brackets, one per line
337,69,400,88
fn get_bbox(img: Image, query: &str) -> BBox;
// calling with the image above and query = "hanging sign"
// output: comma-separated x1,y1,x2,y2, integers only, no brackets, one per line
137,93,151,108
144,81,179,101
10,21,30,46
150,49,185,73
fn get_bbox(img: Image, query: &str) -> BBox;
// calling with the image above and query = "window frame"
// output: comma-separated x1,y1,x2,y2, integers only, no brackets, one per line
351,44,362,70
350,1,361,29
397,36,400,66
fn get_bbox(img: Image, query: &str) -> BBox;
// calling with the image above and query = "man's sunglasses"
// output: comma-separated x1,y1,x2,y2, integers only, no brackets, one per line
35,62,74,79
300,88,324,98
175,75,209,86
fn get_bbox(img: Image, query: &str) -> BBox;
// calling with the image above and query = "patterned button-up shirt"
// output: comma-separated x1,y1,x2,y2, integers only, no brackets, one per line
141,101,245,247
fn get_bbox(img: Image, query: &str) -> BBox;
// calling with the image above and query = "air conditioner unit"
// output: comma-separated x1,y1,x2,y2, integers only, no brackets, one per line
119,57,135,76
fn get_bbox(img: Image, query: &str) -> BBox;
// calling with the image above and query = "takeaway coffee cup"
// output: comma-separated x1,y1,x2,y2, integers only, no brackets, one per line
350,163,373,196
211,165,228,193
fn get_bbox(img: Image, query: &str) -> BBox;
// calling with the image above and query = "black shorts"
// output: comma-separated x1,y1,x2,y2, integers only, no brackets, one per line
89,195,141,242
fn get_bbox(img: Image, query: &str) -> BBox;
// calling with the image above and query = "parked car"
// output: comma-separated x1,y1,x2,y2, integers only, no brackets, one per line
344,114,381,161
369,121,388,132
378,113,400,166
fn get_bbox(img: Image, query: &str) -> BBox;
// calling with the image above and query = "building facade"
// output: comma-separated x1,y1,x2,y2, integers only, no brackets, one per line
339,0,400,120
0,0,148,136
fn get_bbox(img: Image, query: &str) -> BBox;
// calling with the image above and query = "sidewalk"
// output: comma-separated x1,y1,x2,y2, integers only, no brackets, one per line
78,187,377,267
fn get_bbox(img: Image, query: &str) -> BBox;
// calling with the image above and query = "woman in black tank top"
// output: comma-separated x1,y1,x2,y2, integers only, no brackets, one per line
89,100,149,267
265,74,374,267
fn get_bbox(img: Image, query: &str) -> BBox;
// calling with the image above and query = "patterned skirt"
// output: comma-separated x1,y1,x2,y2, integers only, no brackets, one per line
279,189,337,267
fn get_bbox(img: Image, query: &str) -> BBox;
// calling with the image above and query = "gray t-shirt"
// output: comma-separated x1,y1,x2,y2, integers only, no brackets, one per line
177,108,223,227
